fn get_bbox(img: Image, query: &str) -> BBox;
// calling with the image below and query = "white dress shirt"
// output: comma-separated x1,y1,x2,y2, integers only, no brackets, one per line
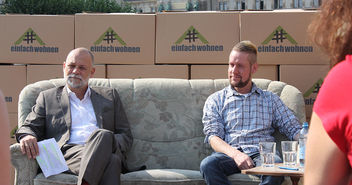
67,87,99,145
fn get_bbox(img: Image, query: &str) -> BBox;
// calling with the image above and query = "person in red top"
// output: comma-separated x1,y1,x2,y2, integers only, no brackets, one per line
305,0,352,184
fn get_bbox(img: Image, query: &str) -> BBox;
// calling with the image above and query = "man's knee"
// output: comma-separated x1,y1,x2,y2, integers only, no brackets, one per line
94,128,113,137
88,129,114,145
200,155,218,175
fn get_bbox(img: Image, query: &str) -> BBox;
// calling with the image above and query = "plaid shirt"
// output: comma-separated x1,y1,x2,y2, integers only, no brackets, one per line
202,83,301,155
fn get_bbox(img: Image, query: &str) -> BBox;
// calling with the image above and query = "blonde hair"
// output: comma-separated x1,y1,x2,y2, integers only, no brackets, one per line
232,40,257,65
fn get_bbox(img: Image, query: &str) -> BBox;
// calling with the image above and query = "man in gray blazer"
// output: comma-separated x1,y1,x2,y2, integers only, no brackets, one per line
16,47,133,185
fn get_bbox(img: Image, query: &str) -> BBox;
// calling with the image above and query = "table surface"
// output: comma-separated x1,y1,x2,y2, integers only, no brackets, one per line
241,163,304,177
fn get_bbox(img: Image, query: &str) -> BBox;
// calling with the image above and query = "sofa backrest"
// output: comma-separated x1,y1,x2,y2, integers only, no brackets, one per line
18,78,306,171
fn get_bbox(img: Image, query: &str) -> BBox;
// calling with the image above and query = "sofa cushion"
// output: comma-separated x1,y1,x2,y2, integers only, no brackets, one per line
121,169,261,185
228,173,261,185
121,169,205,185
34,173,77,185
33,169,262,185
120,79,215,171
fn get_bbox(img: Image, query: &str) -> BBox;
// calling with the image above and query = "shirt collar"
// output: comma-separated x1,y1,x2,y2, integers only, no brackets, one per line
226,82,262,98
67,86,91,101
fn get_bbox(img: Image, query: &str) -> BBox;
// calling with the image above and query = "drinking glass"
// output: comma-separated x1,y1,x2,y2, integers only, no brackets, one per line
281,141,298,166
259,142,276,168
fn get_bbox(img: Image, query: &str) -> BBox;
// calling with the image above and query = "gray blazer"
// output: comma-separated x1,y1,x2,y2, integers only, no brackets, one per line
16,85,133,169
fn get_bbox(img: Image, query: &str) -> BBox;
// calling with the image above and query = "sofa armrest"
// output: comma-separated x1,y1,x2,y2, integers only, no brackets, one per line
10,143,38,185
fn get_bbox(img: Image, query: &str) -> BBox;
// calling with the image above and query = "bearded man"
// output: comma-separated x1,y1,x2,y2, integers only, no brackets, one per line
199,41,302,185
16,47,133,185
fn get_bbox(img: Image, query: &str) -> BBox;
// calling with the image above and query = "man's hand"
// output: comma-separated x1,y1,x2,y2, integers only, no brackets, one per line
209,136,255,170
19,135,39,159
231,151,255,170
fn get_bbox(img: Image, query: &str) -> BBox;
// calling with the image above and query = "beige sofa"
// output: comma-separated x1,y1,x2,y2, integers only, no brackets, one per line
10,78,306,185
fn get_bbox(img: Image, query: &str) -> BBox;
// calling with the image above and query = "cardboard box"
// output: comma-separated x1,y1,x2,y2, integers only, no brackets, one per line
156,12,240,64
107,65,188,79
280,65,330,121
75,13,155,65
0,65,26,113
0,15,74,64
93,65,106,78
240,10,329,65
27,65,106,84
191,65,278,81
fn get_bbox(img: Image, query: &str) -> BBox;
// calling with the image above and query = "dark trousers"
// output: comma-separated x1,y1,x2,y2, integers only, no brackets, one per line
62,129,122,185
200,152,284,185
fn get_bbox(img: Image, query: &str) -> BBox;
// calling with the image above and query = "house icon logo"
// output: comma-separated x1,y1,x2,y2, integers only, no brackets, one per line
262,26,297,45
175,26,208,44
14,28,45,46
171,25,223,52
304,79,323,98
257,25,312,53
90,27,141,53
11,28,59,53
94,27,126,46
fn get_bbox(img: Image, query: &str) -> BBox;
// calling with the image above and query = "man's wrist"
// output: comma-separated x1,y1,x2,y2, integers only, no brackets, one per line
230,148,242,159
17,134,32,142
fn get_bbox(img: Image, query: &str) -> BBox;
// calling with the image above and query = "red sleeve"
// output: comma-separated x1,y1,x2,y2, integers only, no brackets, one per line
313,55,352,155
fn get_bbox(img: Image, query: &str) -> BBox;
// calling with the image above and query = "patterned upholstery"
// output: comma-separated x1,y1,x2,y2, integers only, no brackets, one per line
11,78,306,185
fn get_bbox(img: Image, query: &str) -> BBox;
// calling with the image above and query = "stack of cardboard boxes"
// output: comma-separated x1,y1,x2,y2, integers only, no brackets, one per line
0,12,328,176
0,14,71,184
240,10,330,121
0,15,74,146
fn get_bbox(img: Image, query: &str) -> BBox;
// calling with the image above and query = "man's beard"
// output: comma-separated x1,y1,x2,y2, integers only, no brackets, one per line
234,75,251,88
66,74,87,89
230,73,251,88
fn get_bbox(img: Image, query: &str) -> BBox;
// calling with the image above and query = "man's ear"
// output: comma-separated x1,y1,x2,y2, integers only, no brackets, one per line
62,62,66,72
251,63,258,74
90,67,96,78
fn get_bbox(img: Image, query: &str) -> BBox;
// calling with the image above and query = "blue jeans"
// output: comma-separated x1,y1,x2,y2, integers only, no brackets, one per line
200,152,284,185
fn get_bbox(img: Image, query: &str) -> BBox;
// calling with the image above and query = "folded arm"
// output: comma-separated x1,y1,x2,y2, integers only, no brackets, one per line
16,92,46,159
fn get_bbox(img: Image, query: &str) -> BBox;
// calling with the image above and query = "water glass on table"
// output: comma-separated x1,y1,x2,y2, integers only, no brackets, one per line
259,142,276,168
281,141,298,166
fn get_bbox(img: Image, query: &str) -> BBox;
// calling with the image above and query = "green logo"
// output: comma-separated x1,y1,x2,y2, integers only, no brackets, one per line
175,26,208,44
94,27,126,46
262,26,297,45
304,79,323,97
14,28,45,45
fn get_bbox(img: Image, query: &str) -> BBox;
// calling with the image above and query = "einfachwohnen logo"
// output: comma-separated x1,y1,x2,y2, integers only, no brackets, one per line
90,27,140,53
11,28,59,53
171,26,223,52
258,26,313,53
303,78,323,106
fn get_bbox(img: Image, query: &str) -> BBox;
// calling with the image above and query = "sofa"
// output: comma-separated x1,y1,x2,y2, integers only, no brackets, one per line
10,78,306,185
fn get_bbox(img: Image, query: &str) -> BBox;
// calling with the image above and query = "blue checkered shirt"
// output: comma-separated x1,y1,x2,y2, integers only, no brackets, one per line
202,83,301,155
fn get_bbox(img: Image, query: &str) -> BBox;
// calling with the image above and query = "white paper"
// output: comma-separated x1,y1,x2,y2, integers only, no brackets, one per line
36,138,69,177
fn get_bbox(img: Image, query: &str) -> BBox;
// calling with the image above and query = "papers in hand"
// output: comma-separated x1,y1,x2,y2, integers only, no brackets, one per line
36,138,69,177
